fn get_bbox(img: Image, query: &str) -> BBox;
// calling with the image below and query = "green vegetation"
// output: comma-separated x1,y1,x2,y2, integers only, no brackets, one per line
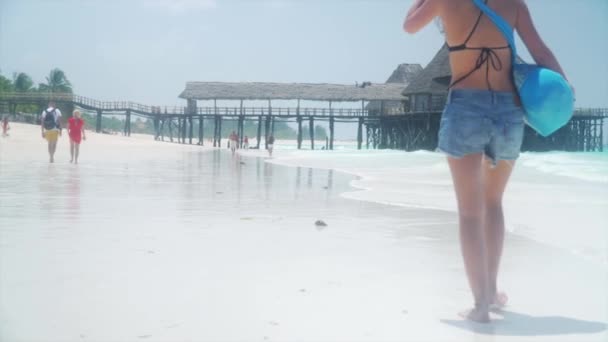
0,68,73,94
1,68,74,115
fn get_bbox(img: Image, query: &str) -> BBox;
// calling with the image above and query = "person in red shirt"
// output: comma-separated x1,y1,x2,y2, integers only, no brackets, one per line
68,110,86,163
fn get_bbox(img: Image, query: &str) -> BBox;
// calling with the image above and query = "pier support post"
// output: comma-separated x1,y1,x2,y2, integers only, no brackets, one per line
357,117,363,150
198,116,204,145
271,116,275,136
188,115,193,145
600,118,604,152
177,116,183,143
125,109,131,137
238,116,244,148
96,109,102,133
264,114,271,150
256,115,263,149
309,116,315,150
297,99,302,149
186,99,197,145
329,115,335,150
217,116,223,148
239,100,244,148
213,116,218,147
154,114,160,140
297,116,303,150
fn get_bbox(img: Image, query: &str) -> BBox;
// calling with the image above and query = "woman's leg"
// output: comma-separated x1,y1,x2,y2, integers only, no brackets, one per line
74,142,80,164
483,159,516,306
69,140,75,162
447,153,491,322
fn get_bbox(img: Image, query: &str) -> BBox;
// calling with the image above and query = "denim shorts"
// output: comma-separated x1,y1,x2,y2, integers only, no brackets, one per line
438,89,525,165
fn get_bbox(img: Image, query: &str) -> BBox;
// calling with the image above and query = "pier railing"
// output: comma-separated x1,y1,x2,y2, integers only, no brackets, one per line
0,92,371,117
2,92,607,119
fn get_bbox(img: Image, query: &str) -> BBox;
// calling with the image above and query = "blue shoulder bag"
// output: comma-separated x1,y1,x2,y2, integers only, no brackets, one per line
472,0,574,137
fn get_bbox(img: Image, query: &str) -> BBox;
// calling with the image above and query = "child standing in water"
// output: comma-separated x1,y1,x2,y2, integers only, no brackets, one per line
68,110,86,163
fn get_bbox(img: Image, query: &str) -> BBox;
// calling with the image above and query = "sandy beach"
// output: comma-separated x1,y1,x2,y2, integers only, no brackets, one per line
0,122,606,342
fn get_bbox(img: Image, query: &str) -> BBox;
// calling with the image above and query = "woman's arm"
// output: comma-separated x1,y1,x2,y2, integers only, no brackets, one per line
403,0,440,34
515,0,567,79
82,123,86,140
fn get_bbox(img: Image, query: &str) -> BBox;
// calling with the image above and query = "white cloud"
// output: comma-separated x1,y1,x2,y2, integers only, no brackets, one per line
143,0,217,14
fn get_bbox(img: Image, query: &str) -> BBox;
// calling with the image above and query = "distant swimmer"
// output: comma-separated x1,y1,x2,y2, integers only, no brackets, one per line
267,135,275,157
40,100,62,163
68,110,86,164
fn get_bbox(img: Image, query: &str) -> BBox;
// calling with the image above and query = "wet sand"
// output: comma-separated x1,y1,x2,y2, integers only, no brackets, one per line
0,123,606,341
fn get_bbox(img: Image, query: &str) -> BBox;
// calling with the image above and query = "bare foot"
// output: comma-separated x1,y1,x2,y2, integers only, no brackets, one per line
459,306,490,323
490,292,508,311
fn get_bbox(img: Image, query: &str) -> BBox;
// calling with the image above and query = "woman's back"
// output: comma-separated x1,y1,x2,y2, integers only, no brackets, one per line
441,0,519,91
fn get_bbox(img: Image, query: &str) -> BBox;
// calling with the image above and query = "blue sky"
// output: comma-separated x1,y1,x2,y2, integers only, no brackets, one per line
1,0,607,109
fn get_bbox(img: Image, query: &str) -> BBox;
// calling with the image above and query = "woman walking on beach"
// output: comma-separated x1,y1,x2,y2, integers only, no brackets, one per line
404,0,568,322
68,110,86,164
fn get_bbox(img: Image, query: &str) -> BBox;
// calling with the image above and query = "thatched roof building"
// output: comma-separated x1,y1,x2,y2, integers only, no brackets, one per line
367,63,423,115
179,82,410,102
402,44,451,112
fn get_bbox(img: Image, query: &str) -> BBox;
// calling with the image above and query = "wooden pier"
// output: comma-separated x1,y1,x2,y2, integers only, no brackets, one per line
1,78,606,152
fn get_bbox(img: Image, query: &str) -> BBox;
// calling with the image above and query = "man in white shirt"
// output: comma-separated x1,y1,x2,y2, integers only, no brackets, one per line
40,100,62,163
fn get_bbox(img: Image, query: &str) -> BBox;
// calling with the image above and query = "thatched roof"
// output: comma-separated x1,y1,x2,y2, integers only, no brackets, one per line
366,63,423,112
386,63,423,84
179,82,409,102
402,44,451,95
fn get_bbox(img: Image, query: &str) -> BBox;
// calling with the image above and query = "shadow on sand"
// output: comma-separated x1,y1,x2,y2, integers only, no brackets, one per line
441,310,607,337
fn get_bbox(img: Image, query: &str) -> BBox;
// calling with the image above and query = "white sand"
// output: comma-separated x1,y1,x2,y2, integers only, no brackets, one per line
0,123,606,342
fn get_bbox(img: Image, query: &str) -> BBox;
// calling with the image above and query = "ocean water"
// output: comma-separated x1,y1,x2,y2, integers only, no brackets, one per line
267,147,608,268
519,151,608,183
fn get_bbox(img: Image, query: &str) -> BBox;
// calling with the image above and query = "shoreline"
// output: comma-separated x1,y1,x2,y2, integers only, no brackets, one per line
1,123,606,341
238,147,608,269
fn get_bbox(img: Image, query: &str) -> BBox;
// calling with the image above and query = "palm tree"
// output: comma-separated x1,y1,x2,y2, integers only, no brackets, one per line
0,72,13,93
39,68,72,93
13,72,34,93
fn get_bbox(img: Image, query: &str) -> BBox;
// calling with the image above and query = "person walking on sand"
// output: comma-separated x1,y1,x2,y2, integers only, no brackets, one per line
230,131,238,154
267,135,275,157
68,110,86,164
41,100,63,163
243,135,249,150
404,0,569,323
1,116,10,137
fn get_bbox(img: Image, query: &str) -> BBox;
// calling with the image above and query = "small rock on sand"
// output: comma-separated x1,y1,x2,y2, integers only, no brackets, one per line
314,220,327,227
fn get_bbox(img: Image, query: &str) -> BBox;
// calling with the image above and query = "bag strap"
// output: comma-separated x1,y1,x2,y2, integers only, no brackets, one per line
471,0,517,61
